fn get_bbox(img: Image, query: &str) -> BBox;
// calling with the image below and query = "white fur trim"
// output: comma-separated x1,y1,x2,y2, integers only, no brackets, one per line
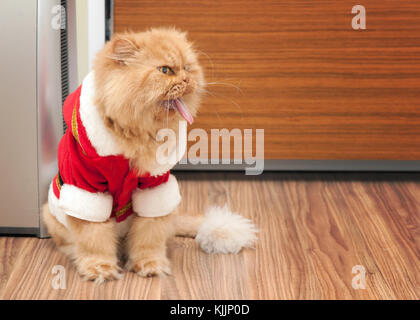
48,183,68,228
79,72,123,156
132,174,181,217
195,205,258,254
59,184,113,222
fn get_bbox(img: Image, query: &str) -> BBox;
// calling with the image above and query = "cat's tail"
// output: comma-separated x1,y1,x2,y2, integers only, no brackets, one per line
175,205,258,254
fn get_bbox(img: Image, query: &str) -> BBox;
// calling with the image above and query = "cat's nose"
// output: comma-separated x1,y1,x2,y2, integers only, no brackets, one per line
183,77,190,84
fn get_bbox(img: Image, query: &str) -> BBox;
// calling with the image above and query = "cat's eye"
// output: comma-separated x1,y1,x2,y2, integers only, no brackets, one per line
158,66,174,75
184,65,191,71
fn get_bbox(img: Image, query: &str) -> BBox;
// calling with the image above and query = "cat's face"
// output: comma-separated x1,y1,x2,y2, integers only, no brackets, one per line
93,28,205,136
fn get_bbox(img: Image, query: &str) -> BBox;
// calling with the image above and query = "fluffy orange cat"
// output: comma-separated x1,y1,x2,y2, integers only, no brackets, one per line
42,28,257,283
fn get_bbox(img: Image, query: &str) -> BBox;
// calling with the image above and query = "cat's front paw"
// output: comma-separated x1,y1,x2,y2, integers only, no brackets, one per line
75,256,123,284
128,255,171,277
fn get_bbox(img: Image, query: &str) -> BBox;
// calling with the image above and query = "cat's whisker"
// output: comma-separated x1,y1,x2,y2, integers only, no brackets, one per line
206,78,237,84
206,81,243,95
197,49,215,80
193,88,223,125
198,86,244,119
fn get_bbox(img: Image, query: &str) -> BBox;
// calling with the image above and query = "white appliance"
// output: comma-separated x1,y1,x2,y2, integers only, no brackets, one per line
0,0,78,236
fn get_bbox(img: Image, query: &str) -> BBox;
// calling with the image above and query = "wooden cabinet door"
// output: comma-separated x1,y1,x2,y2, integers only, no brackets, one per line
114,0,420,160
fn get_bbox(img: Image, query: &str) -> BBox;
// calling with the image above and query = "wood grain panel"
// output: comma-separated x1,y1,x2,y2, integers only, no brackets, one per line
113,0,420,160
1,172,419,299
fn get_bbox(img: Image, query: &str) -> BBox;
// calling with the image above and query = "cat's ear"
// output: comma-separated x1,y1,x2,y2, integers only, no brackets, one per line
110,34,140,64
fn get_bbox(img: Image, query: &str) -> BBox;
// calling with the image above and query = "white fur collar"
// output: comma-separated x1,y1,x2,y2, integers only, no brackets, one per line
79,72,123,156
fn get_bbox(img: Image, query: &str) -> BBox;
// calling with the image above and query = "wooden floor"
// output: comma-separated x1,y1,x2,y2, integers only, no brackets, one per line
0,172,419,299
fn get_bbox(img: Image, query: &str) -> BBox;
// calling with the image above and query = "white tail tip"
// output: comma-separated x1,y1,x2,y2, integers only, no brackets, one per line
195,205,258,254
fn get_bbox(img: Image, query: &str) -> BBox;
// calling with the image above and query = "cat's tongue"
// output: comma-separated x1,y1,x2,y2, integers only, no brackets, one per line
174,98,194,125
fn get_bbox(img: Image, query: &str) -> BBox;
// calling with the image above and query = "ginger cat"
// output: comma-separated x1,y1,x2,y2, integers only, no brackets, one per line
42,28,257,283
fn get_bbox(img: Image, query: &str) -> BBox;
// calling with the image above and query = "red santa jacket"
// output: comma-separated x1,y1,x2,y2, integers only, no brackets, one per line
48,72,181,226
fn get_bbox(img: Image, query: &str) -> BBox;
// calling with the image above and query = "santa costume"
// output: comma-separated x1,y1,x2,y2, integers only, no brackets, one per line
48,72,183,228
